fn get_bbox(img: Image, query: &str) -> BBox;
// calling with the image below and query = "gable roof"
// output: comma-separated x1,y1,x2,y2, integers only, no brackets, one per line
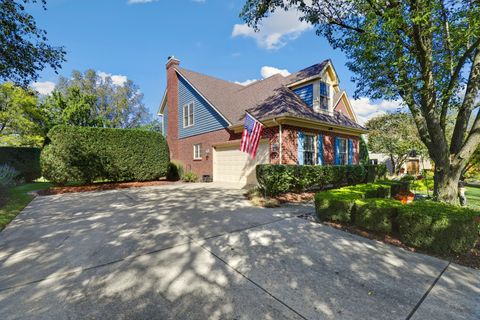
167,60,365,132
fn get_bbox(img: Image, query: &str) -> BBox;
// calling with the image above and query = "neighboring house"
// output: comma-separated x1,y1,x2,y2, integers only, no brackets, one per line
369,153,433,175
158,57,367,185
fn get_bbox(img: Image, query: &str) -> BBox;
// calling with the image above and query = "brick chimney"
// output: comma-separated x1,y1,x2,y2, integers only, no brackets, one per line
166,56,180,159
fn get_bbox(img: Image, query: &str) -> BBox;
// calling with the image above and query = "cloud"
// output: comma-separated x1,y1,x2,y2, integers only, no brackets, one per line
98,72,128,86
235,79,258,86
350,97,404,124
234,66,290,86
261,66,290,78
232,9,312,50
32,81,55,95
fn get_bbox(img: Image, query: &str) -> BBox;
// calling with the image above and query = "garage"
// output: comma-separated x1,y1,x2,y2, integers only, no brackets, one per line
213,141,270,185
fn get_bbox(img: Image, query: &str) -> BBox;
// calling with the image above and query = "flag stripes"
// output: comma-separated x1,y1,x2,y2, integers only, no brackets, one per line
240,113,263,158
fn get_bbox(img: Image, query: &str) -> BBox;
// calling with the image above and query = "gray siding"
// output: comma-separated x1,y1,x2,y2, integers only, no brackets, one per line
178,76,229,138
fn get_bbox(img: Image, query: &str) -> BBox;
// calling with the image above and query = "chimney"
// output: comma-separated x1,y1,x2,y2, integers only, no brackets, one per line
165,56,180,159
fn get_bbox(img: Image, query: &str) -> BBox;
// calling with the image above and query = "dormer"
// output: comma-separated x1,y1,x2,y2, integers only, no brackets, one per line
288,61,340,115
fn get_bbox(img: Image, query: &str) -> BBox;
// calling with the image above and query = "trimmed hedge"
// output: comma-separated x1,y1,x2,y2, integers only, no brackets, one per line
41,125,170,184
0,147,41,182
256,164,386,196
397,201,479,254
314,183,480,254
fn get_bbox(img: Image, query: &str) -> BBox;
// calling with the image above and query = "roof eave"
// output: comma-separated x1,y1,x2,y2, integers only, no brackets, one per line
158,89,167,115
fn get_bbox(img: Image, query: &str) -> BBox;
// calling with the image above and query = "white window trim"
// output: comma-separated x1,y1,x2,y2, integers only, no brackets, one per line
183,102,194,128
303,134,316,165
193,143,202,160
338,137,348,165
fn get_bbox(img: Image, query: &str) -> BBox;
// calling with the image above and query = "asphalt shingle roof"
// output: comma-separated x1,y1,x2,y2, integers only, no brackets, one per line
174,61,365,131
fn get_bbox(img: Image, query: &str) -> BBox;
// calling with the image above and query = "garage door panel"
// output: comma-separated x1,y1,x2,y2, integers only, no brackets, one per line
213,143,269,185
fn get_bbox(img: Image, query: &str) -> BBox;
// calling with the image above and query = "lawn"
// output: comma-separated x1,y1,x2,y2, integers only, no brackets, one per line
0,182,53,231
466,185,480,211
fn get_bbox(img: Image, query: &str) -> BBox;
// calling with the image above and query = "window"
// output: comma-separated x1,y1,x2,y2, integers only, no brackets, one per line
304,135,316,165
193,143,201,160
183,102,194,127
319,82,330,110
338,138,348,165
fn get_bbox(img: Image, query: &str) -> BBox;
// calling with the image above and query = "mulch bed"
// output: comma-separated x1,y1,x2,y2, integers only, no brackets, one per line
275,192,316,203
37,180,176,196
297,212,480,270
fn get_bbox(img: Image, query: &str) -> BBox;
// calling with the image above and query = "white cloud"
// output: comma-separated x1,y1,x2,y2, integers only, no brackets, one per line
234,66,290,86
261,66,290,78
98,72,128,86
32,81,55,95
235,79,258,86
350,97,404,124
232,9,312,50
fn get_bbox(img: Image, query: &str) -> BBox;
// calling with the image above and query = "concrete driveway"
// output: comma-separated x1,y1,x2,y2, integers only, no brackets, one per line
0,183,478,320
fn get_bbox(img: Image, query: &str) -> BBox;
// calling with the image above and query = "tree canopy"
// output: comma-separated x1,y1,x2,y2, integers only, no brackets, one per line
0,0,65,86
241,0,480,203
366,112,426,174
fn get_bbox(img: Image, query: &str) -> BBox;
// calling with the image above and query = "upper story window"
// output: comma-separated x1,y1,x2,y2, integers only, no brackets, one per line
183,102,194,128
304,134,316,165
338,138,348,165
319,82,330,110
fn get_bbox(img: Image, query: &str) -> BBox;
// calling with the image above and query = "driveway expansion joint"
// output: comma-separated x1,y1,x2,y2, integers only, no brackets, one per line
405,261,451,320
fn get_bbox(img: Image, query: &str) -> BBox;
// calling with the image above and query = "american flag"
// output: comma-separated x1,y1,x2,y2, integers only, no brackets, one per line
240,113,263,158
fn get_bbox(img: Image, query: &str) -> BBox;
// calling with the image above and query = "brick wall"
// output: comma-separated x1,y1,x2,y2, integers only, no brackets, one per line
166,58,180,159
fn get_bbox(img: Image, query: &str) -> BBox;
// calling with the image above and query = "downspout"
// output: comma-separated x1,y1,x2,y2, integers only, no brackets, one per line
273,118,283,164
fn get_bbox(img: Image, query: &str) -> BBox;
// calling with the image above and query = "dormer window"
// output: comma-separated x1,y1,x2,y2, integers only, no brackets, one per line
319,82,330,110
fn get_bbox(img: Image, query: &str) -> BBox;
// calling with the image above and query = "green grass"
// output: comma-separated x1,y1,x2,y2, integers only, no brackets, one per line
0,182,52,231
466,185,480,211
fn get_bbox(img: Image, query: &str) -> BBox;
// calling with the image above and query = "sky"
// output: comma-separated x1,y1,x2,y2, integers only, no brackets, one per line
29,0,402,124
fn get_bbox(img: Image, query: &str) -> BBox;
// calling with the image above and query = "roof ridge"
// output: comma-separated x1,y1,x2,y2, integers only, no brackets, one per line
176,67,243,90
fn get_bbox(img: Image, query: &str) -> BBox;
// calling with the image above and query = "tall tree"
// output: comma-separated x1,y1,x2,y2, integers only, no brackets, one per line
241,0,480,203
0,0,65,86
0,82,45,146
366,113,426,174
44,69,150,129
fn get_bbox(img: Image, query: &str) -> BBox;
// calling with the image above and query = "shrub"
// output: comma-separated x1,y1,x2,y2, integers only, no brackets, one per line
400,175,416,181
0,164,21,187
365,164,387,182
397,201,479,254
355,198,402,233
41,125,170,184
256,164,385,196
167,160,184,181
315,188,364,222
0,147,41,182
182,171,198,182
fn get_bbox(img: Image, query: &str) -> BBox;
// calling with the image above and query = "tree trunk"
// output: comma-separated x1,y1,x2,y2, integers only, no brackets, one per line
433,166,463,204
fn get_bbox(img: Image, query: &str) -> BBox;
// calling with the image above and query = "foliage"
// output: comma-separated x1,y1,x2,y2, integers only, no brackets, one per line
314,183,480,253
256,164,385,197
41,125,169,184
359,135,369,165
42,70,150,130
0,182,52,230
0,83,45,146
240,0,480,203
365,113,426,174
182,171,198,183
0,164,20,187
465,146,480,179
400,175,416,182
397,201,479,254
0,147,41,181
166,161,184,181
0,0,65,86
465,186,480,212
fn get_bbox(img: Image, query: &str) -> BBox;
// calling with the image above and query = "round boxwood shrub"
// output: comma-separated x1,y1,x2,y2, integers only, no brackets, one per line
41,125,170,184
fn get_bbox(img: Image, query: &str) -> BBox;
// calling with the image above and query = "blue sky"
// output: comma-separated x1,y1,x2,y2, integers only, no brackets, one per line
30,0,400,123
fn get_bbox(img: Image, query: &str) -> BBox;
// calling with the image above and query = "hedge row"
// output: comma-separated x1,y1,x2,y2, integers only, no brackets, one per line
256,164,387,196
314,184,480,254
0,147,41,182
41,125,170,184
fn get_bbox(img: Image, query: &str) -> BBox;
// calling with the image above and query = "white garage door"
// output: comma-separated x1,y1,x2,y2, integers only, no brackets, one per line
213,142,269,185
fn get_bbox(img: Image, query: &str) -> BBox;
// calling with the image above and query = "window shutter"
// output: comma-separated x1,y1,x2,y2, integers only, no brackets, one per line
297,132,304,165
334,137,339,165
317,135,323,165
348,139,353,165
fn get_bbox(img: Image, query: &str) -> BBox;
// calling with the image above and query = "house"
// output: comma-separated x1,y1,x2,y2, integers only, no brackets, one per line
369,153,433,175
158,57,367,185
